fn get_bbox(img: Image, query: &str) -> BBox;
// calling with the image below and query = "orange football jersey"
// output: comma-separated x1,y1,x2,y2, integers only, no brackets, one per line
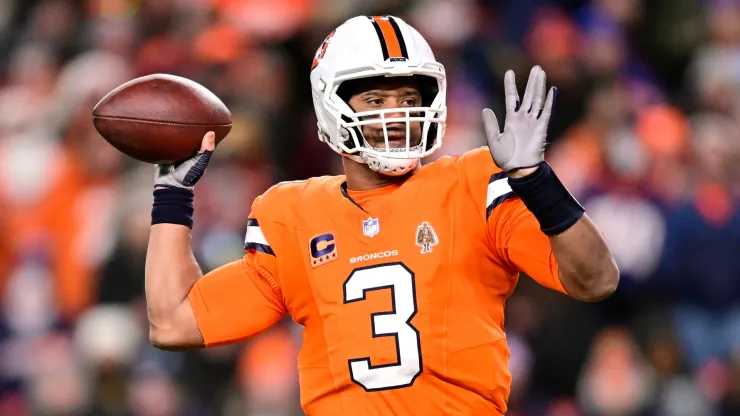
188,147,569,415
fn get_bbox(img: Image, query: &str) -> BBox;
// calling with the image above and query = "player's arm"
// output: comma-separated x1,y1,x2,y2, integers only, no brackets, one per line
488,185,617,301
484,67,618,301
146,227,286,350
145,223,204,349
538,211,616,301
145,132,286,350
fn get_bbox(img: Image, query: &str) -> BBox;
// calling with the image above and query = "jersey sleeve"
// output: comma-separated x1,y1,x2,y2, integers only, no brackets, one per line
458,148,568,295
485,173,568,294
188,253,287,347
188,195,288,347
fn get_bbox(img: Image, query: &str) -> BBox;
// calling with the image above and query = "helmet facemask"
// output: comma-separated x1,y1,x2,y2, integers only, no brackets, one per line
329,74,446,175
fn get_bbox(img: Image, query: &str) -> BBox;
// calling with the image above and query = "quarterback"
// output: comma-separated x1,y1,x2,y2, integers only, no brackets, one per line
145,16,619,415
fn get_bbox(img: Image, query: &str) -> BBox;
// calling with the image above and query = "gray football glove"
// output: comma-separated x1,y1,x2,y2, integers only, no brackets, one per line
483,66,557,172
155,132,215,190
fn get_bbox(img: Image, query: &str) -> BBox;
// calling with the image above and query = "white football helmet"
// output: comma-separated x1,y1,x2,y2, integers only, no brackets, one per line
310,15,447,176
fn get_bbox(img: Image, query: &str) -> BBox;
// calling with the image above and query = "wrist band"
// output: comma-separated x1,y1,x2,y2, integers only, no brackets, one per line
508,162,584,236
152,186,194,228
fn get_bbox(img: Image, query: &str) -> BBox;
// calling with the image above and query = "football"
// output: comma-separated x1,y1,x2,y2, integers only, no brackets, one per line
92,74,232,164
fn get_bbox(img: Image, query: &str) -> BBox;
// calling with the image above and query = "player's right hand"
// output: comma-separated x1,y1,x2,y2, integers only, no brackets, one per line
155,131,215,190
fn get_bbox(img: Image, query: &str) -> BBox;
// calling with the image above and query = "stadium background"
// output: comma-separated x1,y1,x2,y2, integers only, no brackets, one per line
0,0,739,414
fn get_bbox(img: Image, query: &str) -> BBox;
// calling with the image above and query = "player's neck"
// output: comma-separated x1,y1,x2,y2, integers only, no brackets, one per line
342,157,413,191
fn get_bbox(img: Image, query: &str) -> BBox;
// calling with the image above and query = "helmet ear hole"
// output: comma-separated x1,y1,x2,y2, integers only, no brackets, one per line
318,129,329,143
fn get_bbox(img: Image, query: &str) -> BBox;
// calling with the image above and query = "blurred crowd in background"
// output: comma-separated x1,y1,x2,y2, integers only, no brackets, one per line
0,0,739,415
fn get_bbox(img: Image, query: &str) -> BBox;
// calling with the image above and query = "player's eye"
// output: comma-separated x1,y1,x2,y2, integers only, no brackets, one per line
365,98,383,106
401,98,418,107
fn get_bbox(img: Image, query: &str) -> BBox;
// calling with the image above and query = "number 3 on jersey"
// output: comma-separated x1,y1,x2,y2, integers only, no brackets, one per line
343,263,423,391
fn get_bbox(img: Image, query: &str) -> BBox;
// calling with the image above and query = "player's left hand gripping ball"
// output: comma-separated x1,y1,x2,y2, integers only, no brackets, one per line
483,66,557,173
155,131,216,190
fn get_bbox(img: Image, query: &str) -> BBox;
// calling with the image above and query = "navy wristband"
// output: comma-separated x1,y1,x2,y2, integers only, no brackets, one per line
508,162,585,236
152,186,194,228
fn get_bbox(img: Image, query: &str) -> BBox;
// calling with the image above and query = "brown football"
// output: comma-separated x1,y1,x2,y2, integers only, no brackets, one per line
92,74,232,164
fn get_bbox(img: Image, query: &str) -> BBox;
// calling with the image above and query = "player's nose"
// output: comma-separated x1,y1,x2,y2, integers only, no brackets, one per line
381,99,408,123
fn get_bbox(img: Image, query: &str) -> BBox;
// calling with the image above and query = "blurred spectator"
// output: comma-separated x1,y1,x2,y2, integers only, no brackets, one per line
577,328,657,415
688,0,740,115
654,112,740,376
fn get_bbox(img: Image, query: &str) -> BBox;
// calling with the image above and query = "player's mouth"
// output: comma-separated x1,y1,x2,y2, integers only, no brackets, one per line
381,124,418,148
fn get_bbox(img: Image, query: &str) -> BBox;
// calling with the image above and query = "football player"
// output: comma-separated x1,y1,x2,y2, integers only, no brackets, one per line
146,16,619,415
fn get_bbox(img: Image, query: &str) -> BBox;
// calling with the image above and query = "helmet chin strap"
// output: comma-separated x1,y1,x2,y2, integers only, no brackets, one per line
338,151,419,176
362,152,420,176
338,127,425,176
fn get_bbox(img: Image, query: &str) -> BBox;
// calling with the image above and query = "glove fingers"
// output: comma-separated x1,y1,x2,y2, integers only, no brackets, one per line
504,70,519,113
539,86,557,125
520,66,541,113
482,108,501,140
532,69,546,117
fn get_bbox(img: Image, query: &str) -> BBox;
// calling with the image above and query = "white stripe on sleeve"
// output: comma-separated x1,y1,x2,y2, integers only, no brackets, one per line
486,177,513,208
244,225,270,246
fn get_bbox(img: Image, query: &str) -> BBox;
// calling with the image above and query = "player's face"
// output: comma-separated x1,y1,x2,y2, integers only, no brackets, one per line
347,78,423,149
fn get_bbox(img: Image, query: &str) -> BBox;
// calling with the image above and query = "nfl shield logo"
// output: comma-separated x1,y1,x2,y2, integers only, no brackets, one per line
362,217,380,238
